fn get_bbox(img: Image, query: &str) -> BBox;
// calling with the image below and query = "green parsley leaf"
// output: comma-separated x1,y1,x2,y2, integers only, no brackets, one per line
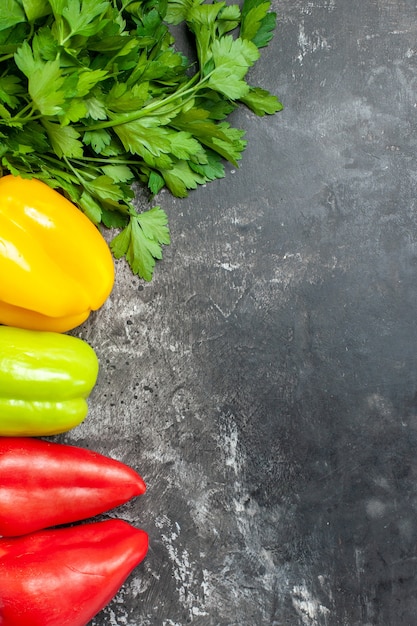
189,149,224,181
161,160,206,197
217,5,241,35
110,207,170,281
0,1,26,32
61,98,88,125
165,0,198,25
0,75,24,109
22,0,52,23
29,61,66,116
106,82,149,114
76,69,108,98
240,86,283,116
10,121,49,152
84,175,124,202
83,128,112,153
62,0,110,39
137,205,171,248
32,26,59,61
48,0,67,17
13,40,36,76
15,46,67,116
241,0,277,48
101,164,135,183
207,36,260,100
148,170,165,195
42,119,84,158
84,96,107,120
79,190,103,224
114,118,172,160
100,207,129,229
0,104,11,120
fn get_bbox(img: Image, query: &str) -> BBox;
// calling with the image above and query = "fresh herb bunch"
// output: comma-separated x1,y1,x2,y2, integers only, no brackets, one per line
0,0,282,280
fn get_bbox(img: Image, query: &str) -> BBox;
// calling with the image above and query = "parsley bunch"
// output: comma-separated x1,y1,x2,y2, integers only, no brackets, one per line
0,0,282,280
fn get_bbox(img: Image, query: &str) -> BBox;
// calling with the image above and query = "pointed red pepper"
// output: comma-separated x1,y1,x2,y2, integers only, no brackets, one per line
0,519,149,626
0,437,146,536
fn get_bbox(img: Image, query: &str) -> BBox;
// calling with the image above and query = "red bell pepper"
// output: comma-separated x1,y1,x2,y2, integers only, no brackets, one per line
0,437,146,536
0,519,148,626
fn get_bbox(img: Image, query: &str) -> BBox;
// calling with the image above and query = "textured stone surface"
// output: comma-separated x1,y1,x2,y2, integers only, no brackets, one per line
58,1,417,624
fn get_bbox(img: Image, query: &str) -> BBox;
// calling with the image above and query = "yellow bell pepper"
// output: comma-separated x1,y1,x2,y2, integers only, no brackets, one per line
0,175,114,332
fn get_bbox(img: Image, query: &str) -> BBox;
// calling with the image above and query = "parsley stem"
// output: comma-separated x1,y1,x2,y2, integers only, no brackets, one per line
0,113,43,126
13,103,33,120
0,103,43,125
39,154,80,182
79,73,206,132
72,156,140,165
62,156,88,187
0,53,14,63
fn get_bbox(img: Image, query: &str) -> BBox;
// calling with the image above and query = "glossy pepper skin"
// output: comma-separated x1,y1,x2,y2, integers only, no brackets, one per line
0,174,114,332
0,326,99,436
0,437,146,536
0,519,149,626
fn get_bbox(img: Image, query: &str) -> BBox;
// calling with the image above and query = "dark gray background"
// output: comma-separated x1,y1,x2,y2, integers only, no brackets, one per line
60,0,417,624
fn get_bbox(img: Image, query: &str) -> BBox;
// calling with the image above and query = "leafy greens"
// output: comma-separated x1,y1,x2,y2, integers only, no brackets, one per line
0,0,282,280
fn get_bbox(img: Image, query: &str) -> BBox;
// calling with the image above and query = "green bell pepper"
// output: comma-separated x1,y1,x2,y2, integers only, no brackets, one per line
0,326,99,436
